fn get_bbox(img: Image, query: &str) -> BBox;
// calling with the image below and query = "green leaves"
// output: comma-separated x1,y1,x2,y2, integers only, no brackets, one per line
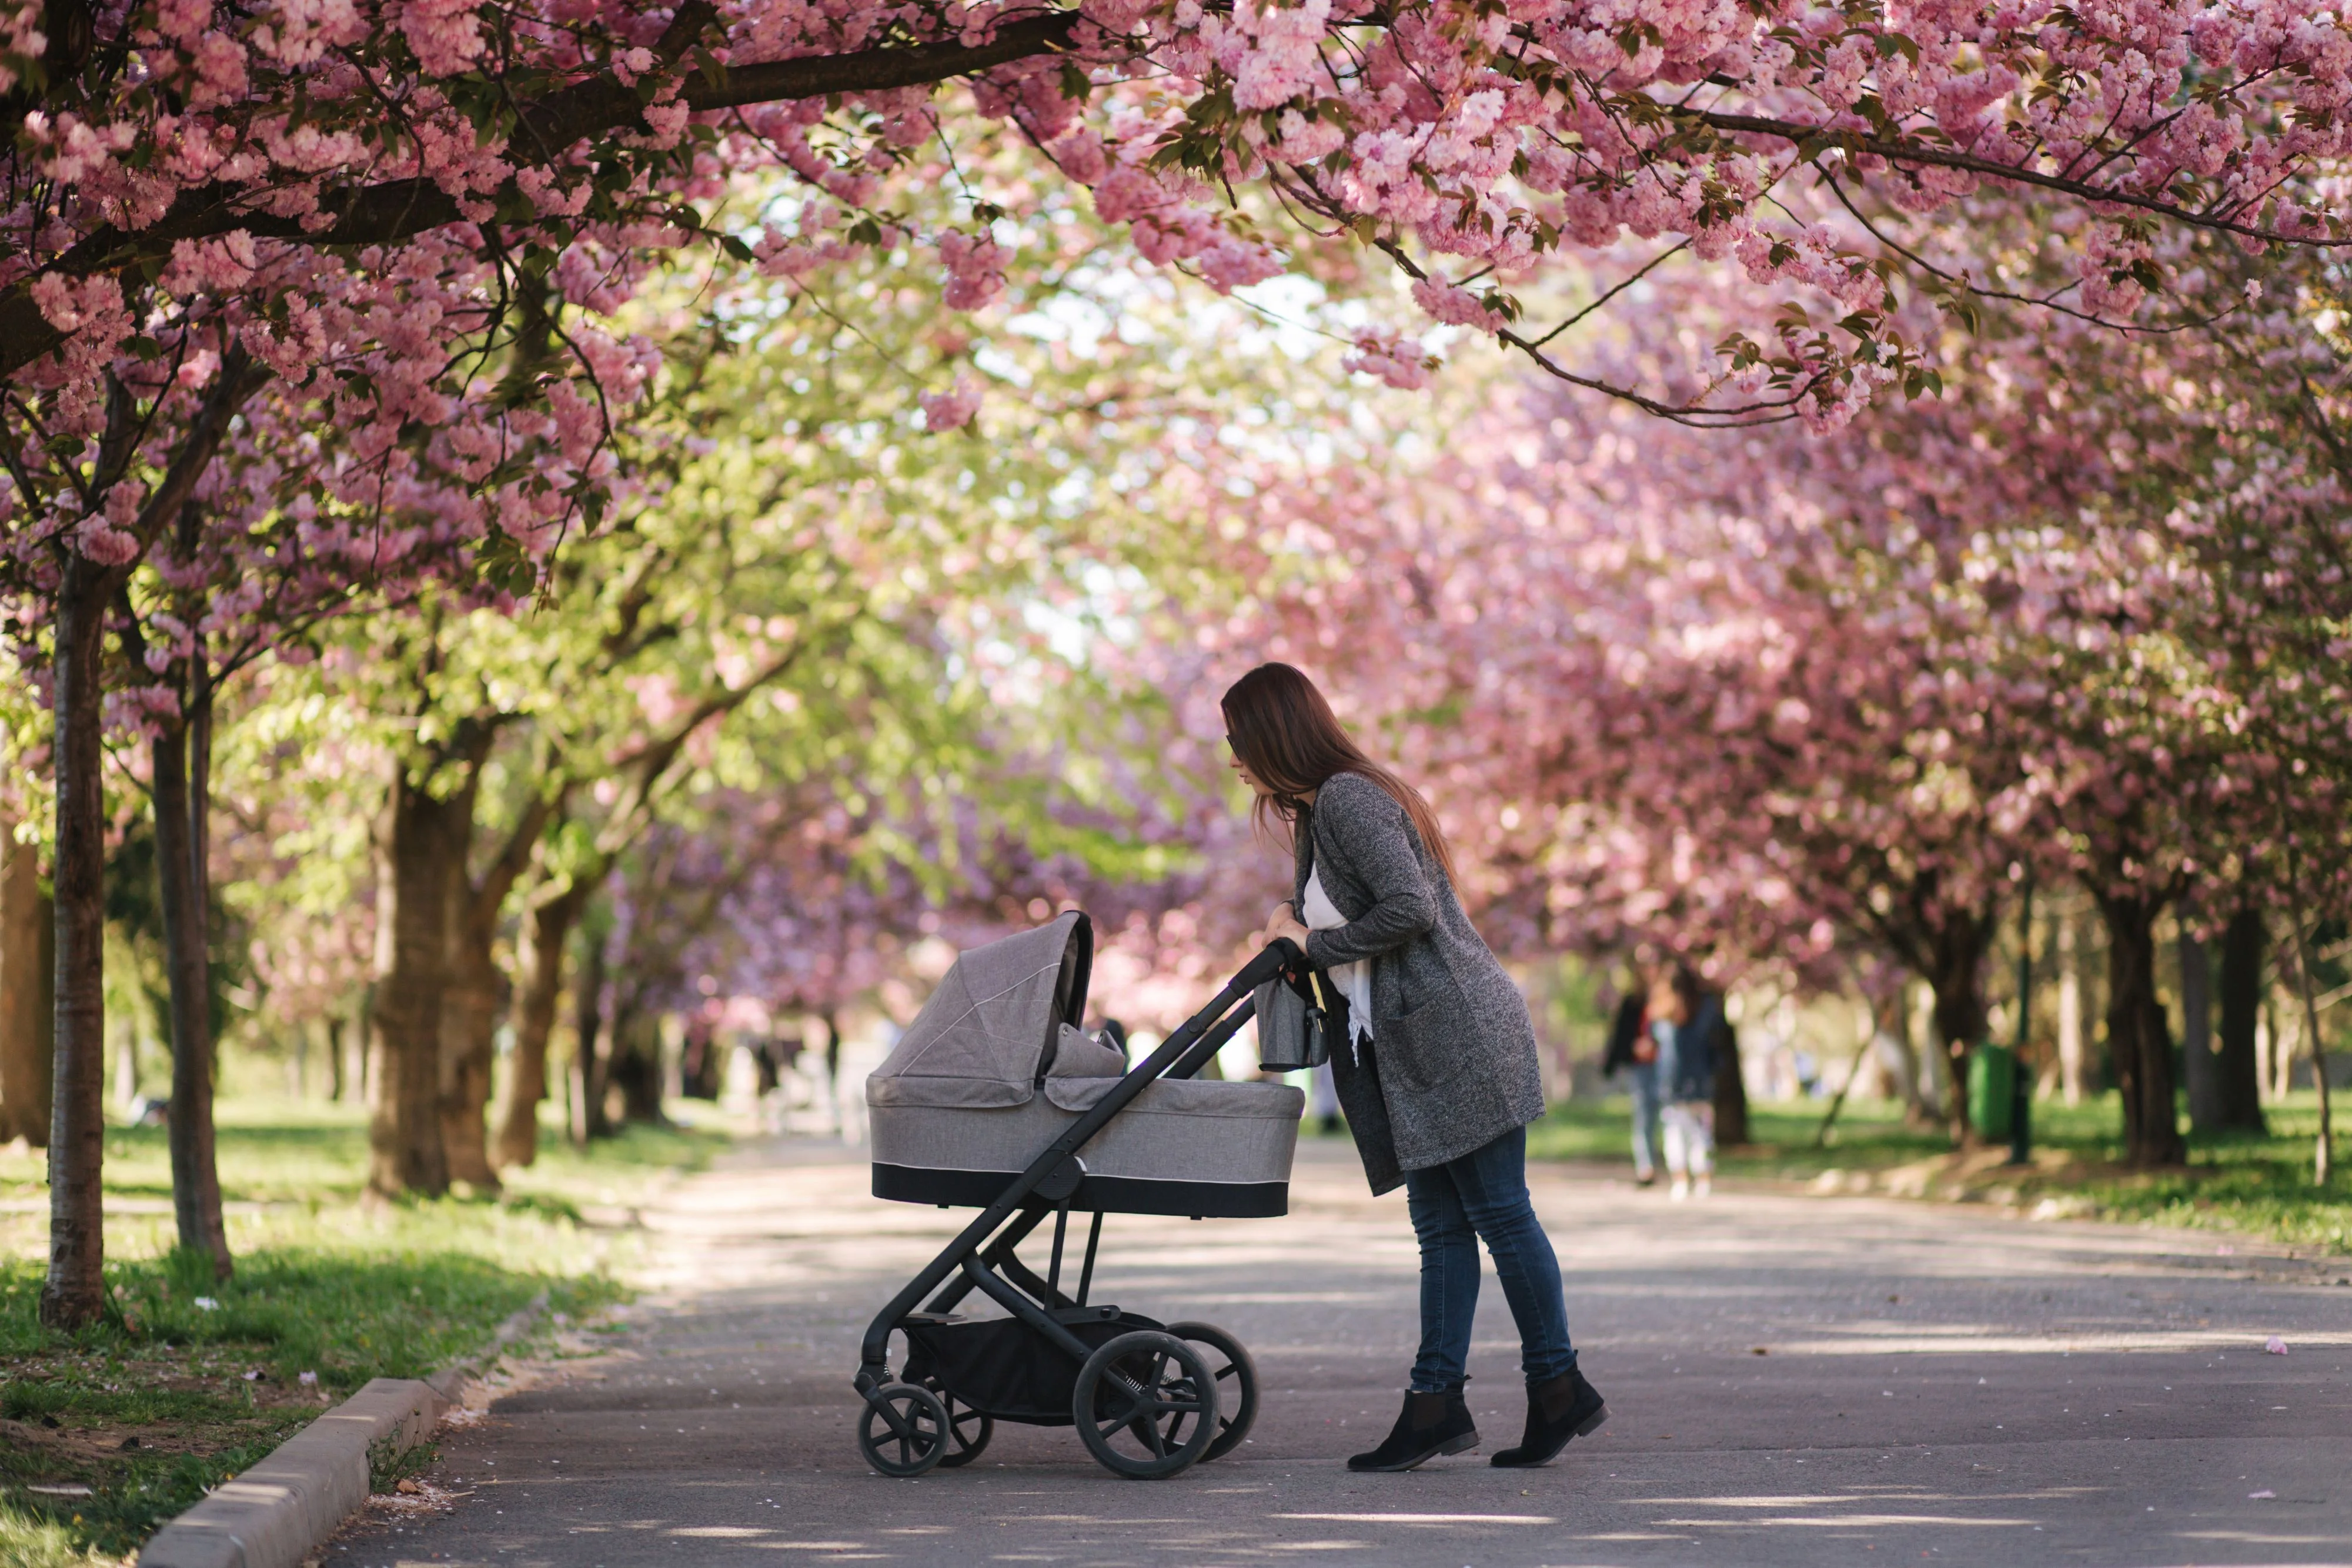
474,532,540,599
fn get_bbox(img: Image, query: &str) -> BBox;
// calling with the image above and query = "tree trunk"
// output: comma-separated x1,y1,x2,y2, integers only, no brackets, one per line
359,984,378,1104
2215,907,2268,1134
821,1011,844,1134
42,559,115,1328
1927,917,1991,1144
1,816,52,1145
2181,927,2221,1137
2263,993,2287,1102
1894,983,1939,1125
151,700,231,1279
438,935,502,1191
368,768,472,1198
497,882,590,1168
2097,891,2185,1167
569,927,610,1145
2277,847,2336,1186
437,770,567,1187
606,1002,666,1125
2055,912,2086,1104
1712,1019,1749,1147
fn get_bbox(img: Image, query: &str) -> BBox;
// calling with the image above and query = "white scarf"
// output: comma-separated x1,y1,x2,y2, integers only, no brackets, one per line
1302,865,1374,1058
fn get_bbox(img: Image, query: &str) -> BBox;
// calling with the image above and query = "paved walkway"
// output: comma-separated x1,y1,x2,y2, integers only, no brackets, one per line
327,1138,2352,1567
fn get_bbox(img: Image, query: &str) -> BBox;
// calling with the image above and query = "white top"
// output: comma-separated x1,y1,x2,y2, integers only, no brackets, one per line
1301,867,1374,1054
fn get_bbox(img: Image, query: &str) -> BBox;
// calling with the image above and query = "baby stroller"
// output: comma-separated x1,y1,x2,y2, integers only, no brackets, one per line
854,910,1314,1479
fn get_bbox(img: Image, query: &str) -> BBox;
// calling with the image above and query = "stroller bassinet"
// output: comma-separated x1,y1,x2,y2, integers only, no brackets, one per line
851,911,1315,1480
867,911,1302,1218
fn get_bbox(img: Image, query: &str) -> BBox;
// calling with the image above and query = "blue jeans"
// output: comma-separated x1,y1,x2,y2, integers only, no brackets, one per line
1626,1059,1662,1177
1403,1125,1578,1391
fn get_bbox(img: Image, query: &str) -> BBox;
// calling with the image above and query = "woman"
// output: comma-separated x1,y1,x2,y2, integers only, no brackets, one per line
1222,663,1608,1472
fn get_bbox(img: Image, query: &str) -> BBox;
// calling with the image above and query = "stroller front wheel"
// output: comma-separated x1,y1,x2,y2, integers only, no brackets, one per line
1073,1329,1220,1479
858,1382,951,1477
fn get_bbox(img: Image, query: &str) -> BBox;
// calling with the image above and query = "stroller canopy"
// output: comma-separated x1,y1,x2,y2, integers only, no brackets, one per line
868,911,1094,1109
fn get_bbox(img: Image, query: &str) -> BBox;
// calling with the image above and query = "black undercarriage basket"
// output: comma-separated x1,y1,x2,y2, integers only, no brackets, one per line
901,1310,1164,1425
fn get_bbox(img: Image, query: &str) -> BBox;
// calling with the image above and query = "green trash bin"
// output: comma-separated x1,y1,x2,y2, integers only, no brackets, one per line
1967,1042,2014,1141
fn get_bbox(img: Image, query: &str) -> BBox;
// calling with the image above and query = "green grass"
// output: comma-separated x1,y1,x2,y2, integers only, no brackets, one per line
1531,1091,2350,1255
0,1097,733,1562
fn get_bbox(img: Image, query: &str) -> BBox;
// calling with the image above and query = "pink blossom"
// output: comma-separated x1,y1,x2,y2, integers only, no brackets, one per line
1409,276,1504,331
162,232,260,295
920,374,982,432
72,514,141,564
939,230,1007,311
1342,330,1434,390
175,347,222,389
398,0,483,75
1050,128,1108,185
152,0,211,46
1272,109,1344,163
1228,0,1328,111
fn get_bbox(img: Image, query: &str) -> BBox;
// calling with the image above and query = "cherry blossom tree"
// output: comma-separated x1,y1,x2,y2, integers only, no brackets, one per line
6,0,2350,1320
8,0,2349,419
1192,372,2021,1113
1939,249,2352,1174
233,178,1348,1185
0,260,650,1319
110,374,514,1275
1145,226,2350,1167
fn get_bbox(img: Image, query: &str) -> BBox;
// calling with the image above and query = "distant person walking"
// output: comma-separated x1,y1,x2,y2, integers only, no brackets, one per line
1601,979,1662,1186
1649,967,1723,1201
1221,663,1608,1474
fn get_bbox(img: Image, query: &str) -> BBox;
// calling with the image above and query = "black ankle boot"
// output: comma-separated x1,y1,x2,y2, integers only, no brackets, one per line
1489,1369,1606,1467
1346,1384,1479,1472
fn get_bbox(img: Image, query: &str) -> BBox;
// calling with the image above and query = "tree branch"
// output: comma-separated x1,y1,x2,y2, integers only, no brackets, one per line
130,348,266,547
0,10,1082,380
1688,110,2347,249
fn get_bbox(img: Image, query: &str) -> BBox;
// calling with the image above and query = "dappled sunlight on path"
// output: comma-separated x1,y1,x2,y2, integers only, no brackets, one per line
324,1138,2351,1567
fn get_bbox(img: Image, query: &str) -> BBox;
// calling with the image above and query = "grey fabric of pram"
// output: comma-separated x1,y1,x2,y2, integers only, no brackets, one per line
867,914,1305,1216
867,911,1091,1109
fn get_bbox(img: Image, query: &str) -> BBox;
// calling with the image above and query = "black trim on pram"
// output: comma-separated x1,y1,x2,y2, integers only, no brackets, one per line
851,937,1302,1478
871,1162,1291,1218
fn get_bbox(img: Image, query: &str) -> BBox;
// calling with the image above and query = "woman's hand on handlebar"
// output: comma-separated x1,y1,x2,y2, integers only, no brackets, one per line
1258,907,1312,954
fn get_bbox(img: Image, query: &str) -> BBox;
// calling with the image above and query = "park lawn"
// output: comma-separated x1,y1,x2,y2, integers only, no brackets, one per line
1529,1091,2351,1256
0,1097,734,1564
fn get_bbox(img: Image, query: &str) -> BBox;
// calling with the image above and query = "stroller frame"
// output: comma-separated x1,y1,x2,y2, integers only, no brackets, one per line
853,938,1302,1478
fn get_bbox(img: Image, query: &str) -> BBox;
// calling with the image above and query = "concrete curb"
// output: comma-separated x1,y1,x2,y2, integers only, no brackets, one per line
138,1293,549,1568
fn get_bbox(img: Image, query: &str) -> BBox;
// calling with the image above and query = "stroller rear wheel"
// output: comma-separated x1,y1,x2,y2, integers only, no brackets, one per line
1073,1329,1219,1479
1165,1321,1258,1463
858,1382,950,1477
930,1386,994,1468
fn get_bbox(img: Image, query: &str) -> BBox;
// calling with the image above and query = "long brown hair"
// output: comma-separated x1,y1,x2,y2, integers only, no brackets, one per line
1220,663,1459,885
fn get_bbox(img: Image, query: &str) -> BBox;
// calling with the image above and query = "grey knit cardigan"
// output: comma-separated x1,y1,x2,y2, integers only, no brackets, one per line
1294,770,1546,1193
